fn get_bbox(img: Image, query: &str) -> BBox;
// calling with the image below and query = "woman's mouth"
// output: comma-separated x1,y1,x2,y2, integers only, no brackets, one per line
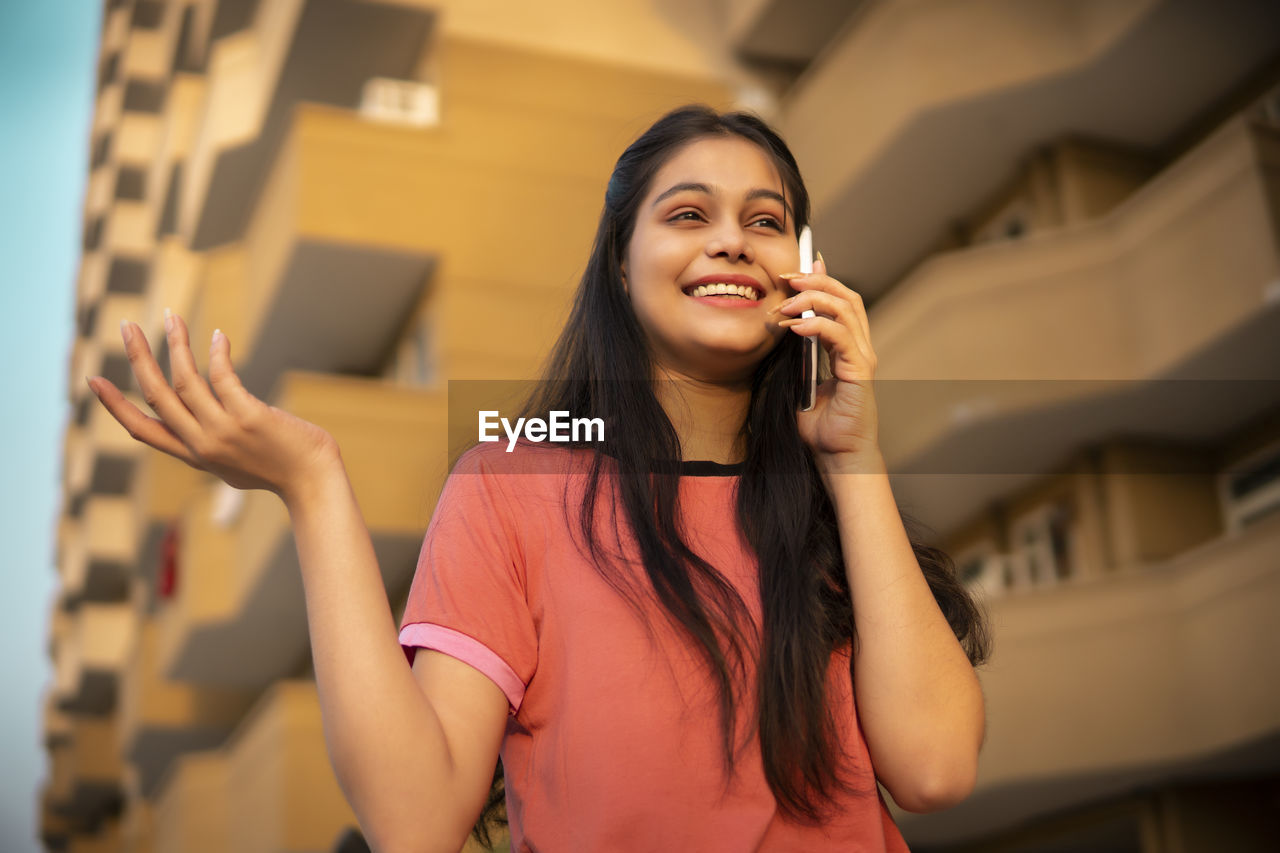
684,282,761,301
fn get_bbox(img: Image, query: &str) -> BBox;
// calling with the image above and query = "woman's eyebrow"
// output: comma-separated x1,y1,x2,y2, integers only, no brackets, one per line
746,188,793,219
651,182,712,206
651,183,793,218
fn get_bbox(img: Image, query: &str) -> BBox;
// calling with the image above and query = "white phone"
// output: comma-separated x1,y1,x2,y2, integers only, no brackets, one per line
798,226,817,412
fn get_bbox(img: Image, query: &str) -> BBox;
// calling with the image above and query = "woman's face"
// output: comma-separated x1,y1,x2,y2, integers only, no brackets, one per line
623,136,799,382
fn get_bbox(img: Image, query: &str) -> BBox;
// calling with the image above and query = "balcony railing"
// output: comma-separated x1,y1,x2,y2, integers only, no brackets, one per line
781,0,1280,298
897,509,1280,845
875,117,1280,536
119,620,255,796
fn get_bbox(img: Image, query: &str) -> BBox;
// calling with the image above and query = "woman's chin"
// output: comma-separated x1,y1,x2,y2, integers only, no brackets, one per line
683,339,778,379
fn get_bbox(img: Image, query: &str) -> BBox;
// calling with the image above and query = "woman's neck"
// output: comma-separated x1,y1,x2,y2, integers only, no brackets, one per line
652,369,751,465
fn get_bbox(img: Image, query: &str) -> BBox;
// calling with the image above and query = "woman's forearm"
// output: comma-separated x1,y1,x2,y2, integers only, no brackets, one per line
825,450,985,813
282,453,470,850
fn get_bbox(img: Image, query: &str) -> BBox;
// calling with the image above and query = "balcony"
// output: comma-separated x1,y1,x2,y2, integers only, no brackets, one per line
64,424,93,503
129,446,204,604
85,164,116,221
146,75,205,239
149,683,363,851
48,598,74,694
179,0,435,249
121,23,167,83
781,0,1280,297
224,681,358,851
48,741,73,813
39,782,71,850
205,99,444,392
115,111,162,174
158,372,447,687
235,97,628,386
69,291,144,401
119,620,255,797
726,0,867,68
101,4,130,56
62,716,125,826
93,80,124,139
56,602,136,714
897,509,1280,845
85,391,145,483
870,117,1280,535
44,688,73,749
54,558,89,618
120,788,154,853
62,821,124,853
102,201,154,259
76,254,110,324
153,751,230,853
54,493,139,608
85,490,139,579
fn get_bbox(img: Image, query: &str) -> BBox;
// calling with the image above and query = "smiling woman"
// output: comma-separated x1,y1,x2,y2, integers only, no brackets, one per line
623,136,794,381
88,104,990,852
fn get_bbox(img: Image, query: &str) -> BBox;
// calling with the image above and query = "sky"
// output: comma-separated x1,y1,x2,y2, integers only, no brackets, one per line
0,2,100,851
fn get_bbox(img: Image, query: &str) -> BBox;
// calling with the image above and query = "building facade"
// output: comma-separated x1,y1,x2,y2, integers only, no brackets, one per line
44,1,1280,851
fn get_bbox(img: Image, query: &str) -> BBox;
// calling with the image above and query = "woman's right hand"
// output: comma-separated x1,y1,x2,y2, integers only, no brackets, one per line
88,311,340,508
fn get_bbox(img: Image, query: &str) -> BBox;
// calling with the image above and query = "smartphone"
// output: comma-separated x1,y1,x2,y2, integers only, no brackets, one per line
798,226,818,411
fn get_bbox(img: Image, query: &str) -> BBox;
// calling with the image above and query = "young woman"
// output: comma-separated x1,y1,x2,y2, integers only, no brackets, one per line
91,105,989,852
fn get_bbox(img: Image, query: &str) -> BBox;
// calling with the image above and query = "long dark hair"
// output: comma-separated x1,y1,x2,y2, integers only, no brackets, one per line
471,105,990,844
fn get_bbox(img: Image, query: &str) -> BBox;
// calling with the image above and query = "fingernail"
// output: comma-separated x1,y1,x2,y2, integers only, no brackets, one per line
120,320,131,342
163,307,173,334
212,328,223,346
779,272,803,280
816,250,825,266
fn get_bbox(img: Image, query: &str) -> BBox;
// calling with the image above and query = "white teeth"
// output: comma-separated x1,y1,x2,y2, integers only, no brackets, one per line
689,283,759,300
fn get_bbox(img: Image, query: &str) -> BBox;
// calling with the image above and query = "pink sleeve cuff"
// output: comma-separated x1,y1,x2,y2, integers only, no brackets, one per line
399,623,526,714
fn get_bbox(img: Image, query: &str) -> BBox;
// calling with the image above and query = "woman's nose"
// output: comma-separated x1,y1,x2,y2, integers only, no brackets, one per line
706,224,754,264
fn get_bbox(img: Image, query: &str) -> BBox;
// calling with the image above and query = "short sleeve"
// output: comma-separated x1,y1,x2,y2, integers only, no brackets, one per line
398,448,538,714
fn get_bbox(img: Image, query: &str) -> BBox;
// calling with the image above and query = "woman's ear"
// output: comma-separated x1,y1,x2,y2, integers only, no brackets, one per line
620,261,629,295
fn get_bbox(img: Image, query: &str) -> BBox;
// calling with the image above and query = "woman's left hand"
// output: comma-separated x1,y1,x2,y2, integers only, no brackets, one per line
773,252,883,475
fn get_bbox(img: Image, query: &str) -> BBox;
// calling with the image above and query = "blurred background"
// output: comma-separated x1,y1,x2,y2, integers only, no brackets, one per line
13,0,1280,850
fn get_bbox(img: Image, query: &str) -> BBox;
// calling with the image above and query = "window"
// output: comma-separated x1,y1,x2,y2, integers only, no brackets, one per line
954,540,1006,598
359,78,440,128
971,198,1033,246
1222,439,1280,532
1006,498,1077,591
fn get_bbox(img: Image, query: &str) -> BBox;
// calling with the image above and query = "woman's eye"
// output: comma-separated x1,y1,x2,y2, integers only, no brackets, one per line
750,216,784,231
670,210,706,223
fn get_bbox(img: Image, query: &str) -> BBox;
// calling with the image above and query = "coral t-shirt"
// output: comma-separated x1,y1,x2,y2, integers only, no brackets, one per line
399,444,909,851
